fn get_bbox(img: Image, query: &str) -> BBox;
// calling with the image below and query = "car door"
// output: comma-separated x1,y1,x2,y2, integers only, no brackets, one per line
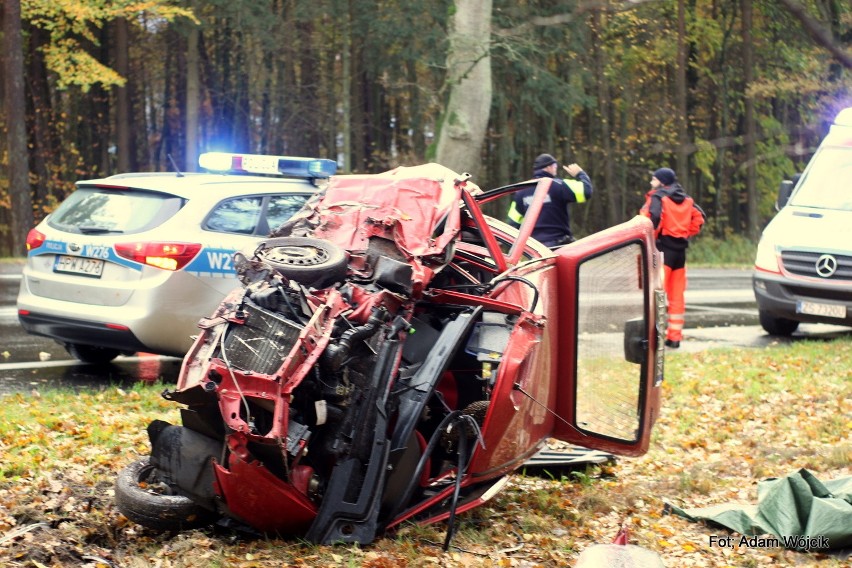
550,216,665,456
471,181,664,459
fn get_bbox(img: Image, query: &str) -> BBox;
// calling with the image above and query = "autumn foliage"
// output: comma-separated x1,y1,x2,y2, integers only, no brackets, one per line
0,337,849,566
1,1,851,254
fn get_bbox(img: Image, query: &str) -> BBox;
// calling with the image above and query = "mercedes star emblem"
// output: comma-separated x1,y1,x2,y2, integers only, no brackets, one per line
815,254,838,278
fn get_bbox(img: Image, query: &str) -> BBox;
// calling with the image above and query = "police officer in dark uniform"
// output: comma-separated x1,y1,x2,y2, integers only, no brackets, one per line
507,153,594,247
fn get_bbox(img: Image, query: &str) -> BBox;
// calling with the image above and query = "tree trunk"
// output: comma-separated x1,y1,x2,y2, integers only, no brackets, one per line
350,33,366,171
434,0,493,178
232,31,251,153
675,0,689,179
776,0,852,70
294,22,321,156
115,17,135,172
26,24,55,205
185,18,200,172
742,0,758,239
592,8,618,229
407,59,424,160
260,49,273,155
3,0,34,256
495,92,511,187
93,27,112,175
342,7,352,172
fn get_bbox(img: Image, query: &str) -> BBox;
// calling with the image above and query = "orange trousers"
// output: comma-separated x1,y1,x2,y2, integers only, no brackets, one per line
664,265,687,342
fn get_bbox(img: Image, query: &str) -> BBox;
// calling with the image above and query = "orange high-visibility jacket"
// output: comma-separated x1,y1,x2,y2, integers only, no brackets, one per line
640,183,705,242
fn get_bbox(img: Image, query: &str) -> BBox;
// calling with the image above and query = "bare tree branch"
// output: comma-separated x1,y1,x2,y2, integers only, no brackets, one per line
494,0,655,37
497,0,852,72
775,0,852,69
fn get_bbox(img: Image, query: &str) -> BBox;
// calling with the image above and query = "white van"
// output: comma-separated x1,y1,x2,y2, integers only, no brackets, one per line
752,107,852,335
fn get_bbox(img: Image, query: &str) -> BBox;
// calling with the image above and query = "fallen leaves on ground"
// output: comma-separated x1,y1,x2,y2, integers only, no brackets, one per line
0,339,849,567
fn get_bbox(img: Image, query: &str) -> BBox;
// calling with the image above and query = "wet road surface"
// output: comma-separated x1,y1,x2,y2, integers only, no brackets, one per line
2,263,850,394
1,263,183,394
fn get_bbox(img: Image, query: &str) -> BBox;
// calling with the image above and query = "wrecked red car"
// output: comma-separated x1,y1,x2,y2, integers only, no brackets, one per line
115,163,666,546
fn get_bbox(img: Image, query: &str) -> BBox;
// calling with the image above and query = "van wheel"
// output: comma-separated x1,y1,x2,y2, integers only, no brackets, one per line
66,343,123,364
758,311,799,336
115,459,217,532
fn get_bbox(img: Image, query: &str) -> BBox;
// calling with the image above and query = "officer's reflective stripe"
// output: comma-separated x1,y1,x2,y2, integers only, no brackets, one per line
507,201,524,224
567,179,587,203
667,313,685,331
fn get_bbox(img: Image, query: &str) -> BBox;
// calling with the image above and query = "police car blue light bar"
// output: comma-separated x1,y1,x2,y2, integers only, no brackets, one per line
199,152,337,178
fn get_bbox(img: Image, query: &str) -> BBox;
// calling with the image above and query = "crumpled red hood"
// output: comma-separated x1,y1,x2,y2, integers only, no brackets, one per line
309,163,474,260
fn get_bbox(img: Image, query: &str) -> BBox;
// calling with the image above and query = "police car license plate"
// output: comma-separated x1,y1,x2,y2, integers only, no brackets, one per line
796,300,846,319
53,255,105,278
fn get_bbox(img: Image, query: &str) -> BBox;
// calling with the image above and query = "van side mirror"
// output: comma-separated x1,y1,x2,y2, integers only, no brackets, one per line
776,180,794,211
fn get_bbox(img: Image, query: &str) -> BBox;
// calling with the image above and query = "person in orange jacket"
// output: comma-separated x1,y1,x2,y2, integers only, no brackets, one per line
640,168,705,348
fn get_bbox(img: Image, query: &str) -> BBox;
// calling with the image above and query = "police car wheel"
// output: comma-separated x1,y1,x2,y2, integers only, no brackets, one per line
66,343,123,364
254,237,347,287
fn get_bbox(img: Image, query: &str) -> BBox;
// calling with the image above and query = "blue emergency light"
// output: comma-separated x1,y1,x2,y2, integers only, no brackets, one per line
199,152,337,178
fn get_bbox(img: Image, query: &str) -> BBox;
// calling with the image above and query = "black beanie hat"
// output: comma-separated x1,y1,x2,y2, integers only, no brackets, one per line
533,153,558,171
653,167,676,186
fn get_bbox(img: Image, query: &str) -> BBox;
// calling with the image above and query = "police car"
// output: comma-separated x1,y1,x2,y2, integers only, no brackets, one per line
16,152,336,363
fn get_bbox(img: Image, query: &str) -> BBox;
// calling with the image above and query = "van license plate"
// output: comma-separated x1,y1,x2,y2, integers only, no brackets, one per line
796,301,846,319
54,255,105,278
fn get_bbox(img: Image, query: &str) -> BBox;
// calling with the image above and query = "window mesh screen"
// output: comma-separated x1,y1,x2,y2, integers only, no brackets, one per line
574,243,644,441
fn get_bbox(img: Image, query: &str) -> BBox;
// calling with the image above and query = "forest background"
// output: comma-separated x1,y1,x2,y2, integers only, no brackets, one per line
1,0,850,257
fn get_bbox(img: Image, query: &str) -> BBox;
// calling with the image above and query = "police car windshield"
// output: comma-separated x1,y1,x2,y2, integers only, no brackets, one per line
790,146,852,211
49,188,185,235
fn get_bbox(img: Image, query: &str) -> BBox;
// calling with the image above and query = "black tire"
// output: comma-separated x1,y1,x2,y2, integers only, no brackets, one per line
758,310,799,336
254,236,347,287
66,343,124,364
115,458,217,531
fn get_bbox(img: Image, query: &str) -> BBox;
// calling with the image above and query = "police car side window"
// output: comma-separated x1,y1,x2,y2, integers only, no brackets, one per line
265,194,310,230
206,196,263,235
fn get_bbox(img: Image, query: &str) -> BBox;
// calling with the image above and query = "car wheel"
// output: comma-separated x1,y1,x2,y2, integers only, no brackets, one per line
65,343,124,364
254,236,347,287
758,310,799,336
115,458,217,532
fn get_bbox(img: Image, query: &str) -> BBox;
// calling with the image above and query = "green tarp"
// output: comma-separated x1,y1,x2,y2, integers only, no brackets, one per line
665,468,852,551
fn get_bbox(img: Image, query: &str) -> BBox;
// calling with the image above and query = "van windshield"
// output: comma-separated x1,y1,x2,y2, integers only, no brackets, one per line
790,146,852,210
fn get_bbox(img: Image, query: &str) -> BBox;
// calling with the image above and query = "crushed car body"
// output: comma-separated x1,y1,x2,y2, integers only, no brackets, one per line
115,163,666,546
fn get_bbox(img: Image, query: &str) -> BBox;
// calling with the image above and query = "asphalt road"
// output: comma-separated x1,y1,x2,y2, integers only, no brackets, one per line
1,263,849,394
672,267,851,353
1,262,183,394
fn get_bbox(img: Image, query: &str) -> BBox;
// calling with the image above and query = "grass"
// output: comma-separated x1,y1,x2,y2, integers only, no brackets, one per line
688,233,757,267
0,384,178,483
0,338,850,566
